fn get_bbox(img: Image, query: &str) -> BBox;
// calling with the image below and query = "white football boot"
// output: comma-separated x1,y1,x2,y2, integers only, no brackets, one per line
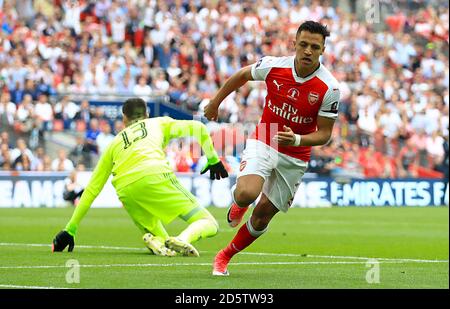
143,233,176,257
165,237,200,257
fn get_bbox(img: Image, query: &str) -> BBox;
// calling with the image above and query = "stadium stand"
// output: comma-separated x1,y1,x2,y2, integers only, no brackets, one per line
0,0,448,181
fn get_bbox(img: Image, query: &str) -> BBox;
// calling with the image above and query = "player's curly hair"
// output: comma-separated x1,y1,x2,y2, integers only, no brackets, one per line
122,97,148,120
296,21,330,42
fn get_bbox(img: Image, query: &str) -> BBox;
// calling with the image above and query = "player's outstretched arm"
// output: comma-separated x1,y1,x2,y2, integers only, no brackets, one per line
204,66,253,121
162,118,228,180
52,148,113,252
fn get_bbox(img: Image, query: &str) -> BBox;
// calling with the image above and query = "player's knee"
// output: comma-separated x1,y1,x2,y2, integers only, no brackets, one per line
199,214,219,237
234,187,259,206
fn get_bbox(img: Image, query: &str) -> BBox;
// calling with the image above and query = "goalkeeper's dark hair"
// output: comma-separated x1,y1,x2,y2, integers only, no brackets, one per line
122,98,148,120
296,21,330,42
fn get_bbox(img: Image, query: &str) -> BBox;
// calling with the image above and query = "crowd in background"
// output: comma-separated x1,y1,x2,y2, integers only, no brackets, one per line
0,0,448,180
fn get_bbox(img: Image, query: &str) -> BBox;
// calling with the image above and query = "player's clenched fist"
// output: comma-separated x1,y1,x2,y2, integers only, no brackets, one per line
273,126,297,146
204,99,219,121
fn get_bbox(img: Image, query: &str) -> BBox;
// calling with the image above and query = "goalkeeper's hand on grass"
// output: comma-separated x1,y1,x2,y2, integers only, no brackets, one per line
201,161,229,180
52,230,74,252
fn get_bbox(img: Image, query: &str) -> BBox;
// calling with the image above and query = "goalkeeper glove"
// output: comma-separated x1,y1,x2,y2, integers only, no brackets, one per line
201,161,229,180
52,230,75,252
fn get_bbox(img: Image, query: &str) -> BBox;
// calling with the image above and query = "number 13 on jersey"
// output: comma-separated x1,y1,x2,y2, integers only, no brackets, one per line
121,122,148,149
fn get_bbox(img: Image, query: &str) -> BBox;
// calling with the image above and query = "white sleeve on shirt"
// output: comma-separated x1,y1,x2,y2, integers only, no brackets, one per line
251,56,276,81
318,87,340,120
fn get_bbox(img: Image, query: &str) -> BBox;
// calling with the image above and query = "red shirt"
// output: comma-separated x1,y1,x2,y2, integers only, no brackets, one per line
250,56,340,162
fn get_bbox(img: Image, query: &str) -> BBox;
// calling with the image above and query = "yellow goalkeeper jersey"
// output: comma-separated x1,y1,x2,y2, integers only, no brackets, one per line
65,117,219,236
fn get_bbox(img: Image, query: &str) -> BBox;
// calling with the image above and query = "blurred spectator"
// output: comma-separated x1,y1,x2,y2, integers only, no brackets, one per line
10,138,34,164
34,94,53,131
28,119,45,150
62,0,85,35
22,80,38,101
117,72,135,94
31,146,46,171
0,92,16,127
330,143,365,179
92,106,109,124
10,81,24,104
396,113,414,150
357,105,377,147
12,151,32,171
57,76,74,94
112,119,125,134
409,129,429,167
359,145,395,178
0,143,12,170
397,139,419,178
63,167,85,206
51,149,74,171
426,130,445,170
96,122,114,154
436,135,449,181
0,131,12,148
111,15,126,43
133,76,152,97
84,118,100,153
151,70,170,95
37,154,53,171
345,103,360,144
70,135,92,168
14,94,35,136
198,74,219,98
54,95,80,129
74,100,93,124
180,84,203,112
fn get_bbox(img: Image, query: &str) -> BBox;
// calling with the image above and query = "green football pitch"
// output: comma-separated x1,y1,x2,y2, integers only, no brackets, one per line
0,207,448,289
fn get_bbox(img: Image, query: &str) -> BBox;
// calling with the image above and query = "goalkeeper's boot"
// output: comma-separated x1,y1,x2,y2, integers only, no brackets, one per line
143,234,176,257
212,249,230,276
165,237,199,257
227,203,248,228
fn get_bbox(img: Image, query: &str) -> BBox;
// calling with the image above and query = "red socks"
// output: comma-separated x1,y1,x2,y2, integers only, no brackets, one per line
223,220,267,258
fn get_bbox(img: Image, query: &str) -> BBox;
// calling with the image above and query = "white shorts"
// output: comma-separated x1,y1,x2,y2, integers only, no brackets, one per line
237,139,308,212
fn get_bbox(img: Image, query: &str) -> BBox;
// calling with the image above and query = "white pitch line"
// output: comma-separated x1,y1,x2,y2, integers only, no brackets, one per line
301,254,448,263
0,242,448,264
1,260,447,271
0,284,71,289
0,242,144,251
238,252,449,263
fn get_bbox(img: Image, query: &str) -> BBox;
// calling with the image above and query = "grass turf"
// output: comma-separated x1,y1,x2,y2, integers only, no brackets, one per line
0,206,448,289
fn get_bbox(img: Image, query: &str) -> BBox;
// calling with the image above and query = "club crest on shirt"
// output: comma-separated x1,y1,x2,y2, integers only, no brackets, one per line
287,88,299,101
308,92,319,105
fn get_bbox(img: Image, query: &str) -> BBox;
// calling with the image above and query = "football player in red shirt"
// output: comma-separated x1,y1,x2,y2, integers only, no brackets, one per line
205,21,340,276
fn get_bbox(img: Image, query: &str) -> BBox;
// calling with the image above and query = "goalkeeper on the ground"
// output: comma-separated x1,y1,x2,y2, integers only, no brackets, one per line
52,97,228,257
